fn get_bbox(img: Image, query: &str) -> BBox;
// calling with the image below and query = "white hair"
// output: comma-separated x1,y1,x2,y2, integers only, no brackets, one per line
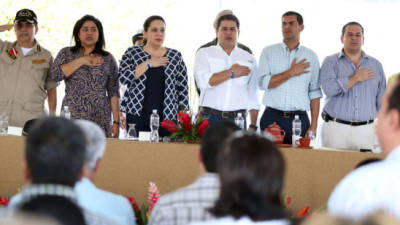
74,120,106,171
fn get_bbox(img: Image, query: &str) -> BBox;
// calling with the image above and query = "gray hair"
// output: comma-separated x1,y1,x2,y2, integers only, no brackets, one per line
74,120,106,171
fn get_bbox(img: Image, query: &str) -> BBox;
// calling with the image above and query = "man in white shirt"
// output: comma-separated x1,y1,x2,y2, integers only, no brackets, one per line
194,14,260,130
327,77,400,220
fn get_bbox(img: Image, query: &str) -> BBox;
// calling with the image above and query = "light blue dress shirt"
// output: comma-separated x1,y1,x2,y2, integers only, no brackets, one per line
320,51,386,121
75,178,136,225
258,43,322,111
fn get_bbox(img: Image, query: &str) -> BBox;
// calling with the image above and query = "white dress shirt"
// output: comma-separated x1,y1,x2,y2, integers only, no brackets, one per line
328,146,400,220
194,44,260,111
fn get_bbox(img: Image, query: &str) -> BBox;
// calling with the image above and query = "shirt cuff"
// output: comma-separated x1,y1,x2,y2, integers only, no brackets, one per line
309,88,323,100
337,77,350,93
259,75,271,90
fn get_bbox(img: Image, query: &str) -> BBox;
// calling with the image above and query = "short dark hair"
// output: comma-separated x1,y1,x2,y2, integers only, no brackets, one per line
143,15,165,32
210,132,286,221
342,21,364,36
200,120,240,173
26,117,86,186
20,195,86,225
388,78,400,115
71,15,109,56
132,32,144,45
282,11,303,25
216,14,240,31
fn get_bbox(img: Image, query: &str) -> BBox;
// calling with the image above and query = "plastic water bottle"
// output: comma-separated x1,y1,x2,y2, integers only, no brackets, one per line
150,109,160,143
292,115,302,147
234,113,245,130
61,106,71,119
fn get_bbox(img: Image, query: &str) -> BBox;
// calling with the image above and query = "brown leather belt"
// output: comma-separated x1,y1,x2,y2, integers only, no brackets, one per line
200,107,246,119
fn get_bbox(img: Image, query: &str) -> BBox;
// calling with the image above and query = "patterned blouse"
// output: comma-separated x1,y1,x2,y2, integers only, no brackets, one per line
51,47,120,134
118,45,189,121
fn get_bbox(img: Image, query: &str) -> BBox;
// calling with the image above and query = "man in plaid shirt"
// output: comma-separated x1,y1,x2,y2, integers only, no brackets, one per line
148,121,240,225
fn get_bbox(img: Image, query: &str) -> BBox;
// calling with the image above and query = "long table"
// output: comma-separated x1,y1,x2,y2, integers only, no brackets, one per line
0,135,382,212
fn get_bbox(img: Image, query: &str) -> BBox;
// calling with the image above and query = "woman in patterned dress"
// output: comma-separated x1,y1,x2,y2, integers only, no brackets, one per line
51,15,120,137
118,15,189,136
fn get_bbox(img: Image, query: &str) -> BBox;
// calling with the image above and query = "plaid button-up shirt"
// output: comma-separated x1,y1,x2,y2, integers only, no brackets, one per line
149,173,219,225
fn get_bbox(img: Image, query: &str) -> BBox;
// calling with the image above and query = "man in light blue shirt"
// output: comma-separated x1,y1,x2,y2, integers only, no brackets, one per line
258,11,322,144
320,22,386,151
74,120,136,225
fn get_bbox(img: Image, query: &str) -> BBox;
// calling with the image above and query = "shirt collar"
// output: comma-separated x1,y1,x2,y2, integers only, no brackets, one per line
386,145,400,162
14,39,41,56
280,42,302,52
338,49,369,59
216,43,238,55
19,183,78,205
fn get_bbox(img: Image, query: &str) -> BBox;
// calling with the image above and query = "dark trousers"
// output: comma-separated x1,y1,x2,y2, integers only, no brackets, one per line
259,108,310,144
201,112,247,129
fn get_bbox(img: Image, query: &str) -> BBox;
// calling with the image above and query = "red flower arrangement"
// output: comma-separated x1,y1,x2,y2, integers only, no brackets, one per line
161,111,209,142
0,197,9,206
127,182,161,225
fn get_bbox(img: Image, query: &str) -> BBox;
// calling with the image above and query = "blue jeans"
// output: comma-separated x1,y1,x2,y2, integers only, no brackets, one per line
201,112,247,129
259,108,309,144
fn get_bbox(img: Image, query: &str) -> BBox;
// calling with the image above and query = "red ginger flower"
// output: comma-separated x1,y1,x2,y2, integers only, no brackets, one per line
0,197,9,206
285,196,292,209
126,196,140,213
197,119,209,137
296,205,310,218
177,111,192,133
161,120,178,133
148,182,160,213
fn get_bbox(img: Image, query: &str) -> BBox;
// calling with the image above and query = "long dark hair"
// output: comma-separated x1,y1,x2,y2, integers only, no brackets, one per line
70,15,109,56
210,131,287,221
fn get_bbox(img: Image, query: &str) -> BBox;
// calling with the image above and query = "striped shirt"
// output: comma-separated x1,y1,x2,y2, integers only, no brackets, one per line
320,50,386,121
258,43,322,111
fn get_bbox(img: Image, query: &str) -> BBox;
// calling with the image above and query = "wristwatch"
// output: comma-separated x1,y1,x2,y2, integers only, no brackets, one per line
230,69,235,78
113,121,121,126
249,124,258,130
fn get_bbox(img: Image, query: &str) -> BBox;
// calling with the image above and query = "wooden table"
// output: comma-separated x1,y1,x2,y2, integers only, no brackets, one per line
0,135,382,212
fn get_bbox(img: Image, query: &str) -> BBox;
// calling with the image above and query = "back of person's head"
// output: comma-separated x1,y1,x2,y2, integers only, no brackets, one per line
22,119,38,136
26,117,86,186
355,157,382,169
0,214,61,225
20,195,86,225
210,131,286,221
387,77,400,115
213,9,233,26
75,119,106,172
216,14,240,31
200,121,240,173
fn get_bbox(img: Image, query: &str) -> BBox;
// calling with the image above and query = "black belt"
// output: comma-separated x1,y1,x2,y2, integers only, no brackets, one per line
266,107,307,118
200,107,246,119
321,112,374,126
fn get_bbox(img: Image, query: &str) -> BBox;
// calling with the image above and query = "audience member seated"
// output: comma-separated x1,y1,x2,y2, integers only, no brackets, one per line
191,131,289,225
328,78,400,220
75,119,136,225
20,195,86,225
148,121,240,225
5,117,117,225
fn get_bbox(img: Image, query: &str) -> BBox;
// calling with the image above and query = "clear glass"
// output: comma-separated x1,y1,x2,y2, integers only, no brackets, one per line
150,110,159,143
308,131,316,140
0,115,8,135
126,123,138,141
